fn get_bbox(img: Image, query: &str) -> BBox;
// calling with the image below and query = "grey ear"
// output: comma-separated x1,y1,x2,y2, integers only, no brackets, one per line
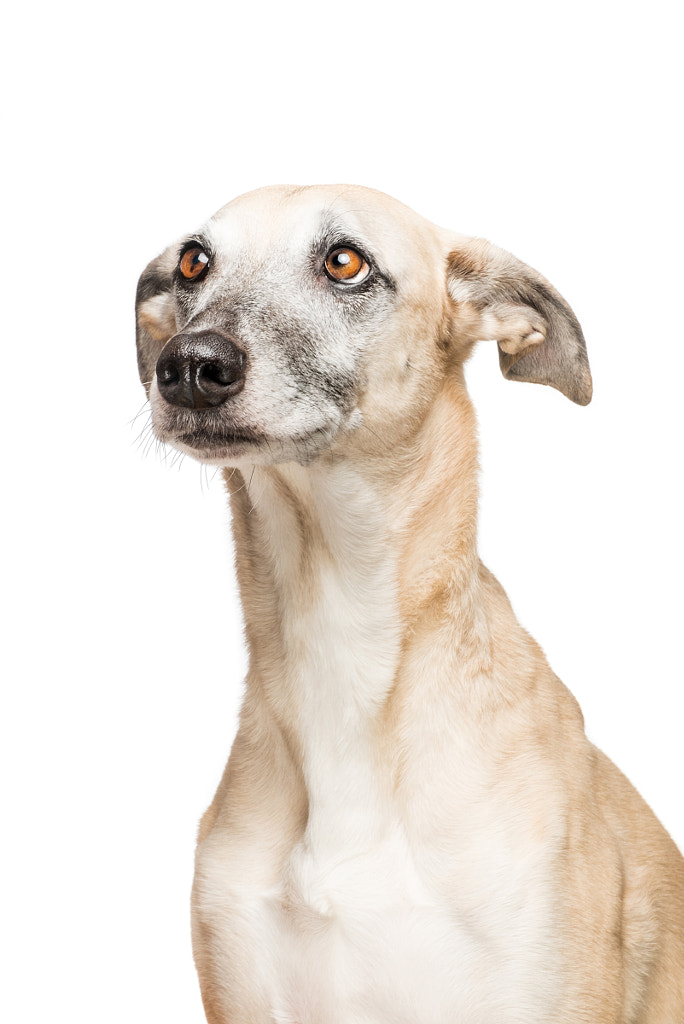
447,238,592,405
135,244,179,396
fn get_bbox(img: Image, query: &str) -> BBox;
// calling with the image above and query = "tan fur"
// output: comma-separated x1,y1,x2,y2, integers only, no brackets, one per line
136,185,684,1023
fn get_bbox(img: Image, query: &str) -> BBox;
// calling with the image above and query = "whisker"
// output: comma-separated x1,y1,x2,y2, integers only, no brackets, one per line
129,402,152,428
247,467,261,516
200,462,213,494
230,473,250,497
155,439,167,465
133,422,154,452
222,467,238,492
143,428,160,458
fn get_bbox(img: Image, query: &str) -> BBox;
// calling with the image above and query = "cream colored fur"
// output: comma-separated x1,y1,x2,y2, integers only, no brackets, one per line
137,185,684,1023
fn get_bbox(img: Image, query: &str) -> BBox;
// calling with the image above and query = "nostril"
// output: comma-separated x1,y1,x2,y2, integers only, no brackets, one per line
199,360,241,388
158,363,180,385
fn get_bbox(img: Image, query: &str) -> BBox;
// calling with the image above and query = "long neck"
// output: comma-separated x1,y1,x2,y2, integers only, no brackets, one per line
226,374,487,729
223,377,500,857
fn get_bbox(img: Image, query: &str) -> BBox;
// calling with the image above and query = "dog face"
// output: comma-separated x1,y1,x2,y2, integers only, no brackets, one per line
136,184,591,466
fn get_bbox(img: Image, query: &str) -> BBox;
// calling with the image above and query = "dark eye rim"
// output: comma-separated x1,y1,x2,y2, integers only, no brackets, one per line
177,241,212,283
323,243,373,286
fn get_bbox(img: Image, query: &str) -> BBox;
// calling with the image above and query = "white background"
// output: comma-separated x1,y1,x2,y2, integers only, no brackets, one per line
2,1,682,1020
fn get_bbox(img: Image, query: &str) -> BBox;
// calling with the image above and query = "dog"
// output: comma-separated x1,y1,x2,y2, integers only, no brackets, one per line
136,185,684,1023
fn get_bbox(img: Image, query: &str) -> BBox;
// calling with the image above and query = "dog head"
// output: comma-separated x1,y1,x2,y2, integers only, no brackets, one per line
136,184,591,466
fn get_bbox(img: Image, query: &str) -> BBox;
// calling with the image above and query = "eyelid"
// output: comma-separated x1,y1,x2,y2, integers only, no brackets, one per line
178,238,213,259
327,238,371,262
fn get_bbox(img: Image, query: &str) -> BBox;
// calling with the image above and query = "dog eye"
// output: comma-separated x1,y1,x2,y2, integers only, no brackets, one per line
324,247,370,284
179,247,210,281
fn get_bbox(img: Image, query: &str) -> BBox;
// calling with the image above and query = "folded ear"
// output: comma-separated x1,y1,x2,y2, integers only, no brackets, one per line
135,244,179,395
447,237,592,405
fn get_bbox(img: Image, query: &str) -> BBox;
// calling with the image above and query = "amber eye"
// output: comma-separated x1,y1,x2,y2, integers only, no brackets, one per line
324,247,369,284
179,247,210,281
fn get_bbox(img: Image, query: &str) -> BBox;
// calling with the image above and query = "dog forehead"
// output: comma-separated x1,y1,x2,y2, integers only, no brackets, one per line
203,184,445,279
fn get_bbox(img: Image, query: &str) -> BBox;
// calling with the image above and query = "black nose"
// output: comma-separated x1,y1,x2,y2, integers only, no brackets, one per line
156,331,246,409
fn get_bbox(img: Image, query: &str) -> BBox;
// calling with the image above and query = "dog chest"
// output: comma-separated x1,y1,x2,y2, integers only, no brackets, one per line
195,817,562,1024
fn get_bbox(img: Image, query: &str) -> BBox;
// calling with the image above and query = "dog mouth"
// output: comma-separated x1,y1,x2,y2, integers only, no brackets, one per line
177,426,262,449
150,384,355,464
156,413,344,465
151,400,265,450
172,423,278,462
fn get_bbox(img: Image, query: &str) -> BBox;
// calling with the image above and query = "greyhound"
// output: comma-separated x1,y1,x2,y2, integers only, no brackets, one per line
136,184,684,1023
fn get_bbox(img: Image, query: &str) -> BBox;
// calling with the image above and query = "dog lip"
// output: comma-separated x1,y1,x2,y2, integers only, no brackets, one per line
177,428,261,448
